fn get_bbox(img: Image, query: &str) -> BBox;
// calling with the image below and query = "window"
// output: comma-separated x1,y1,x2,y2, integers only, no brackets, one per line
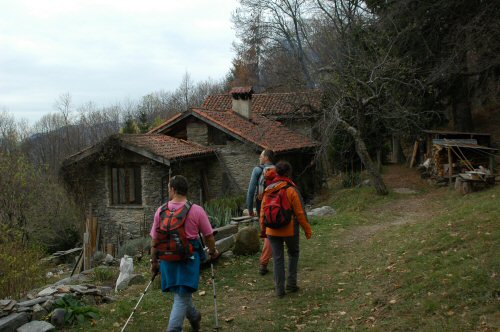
110,166,142,205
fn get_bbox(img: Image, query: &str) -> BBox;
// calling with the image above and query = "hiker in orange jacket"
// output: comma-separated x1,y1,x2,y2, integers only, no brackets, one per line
259,160,312,298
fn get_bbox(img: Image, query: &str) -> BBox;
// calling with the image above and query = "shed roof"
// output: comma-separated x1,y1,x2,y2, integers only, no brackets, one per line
423,129,491,137
433,139,498,151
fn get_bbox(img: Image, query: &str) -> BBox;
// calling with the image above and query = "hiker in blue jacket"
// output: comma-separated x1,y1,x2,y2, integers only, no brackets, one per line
246,149,275,275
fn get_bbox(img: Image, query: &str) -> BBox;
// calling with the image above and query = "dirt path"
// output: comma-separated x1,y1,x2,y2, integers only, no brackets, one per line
342,165,447,245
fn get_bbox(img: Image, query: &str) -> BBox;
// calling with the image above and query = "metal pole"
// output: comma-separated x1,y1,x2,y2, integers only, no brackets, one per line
120,273,157,332
210,261,221,330
198,233,221,330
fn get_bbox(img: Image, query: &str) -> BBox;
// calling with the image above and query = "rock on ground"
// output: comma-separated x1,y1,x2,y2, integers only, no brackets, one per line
307,206,336,217
0,312,30,332
16,320,55,332
233,226,260,255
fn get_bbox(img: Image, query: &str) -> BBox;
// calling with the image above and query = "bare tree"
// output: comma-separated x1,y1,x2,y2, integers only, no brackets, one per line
233,0,316,89
0,109,19,153
311,0,438,194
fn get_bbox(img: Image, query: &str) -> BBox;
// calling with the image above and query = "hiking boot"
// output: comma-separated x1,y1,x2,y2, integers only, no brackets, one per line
286,285,300,293
187,311,201,332
277,291,285,298
259,265,269,275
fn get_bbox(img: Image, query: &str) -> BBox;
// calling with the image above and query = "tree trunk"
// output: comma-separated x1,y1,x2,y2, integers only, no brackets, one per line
338,118,388,195
450,78,474,131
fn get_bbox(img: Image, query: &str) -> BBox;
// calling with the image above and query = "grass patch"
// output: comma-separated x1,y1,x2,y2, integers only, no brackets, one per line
68,183,500,331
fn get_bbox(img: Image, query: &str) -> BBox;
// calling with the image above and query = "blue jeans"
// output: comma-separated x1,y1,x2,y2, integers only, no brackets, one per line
167,292,199,332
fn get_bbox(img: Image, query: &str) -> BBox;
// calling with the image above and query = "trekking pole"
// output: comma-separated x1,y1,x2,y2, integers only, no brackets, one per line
120,272,158,332
199,233,221,331
209,261,220,330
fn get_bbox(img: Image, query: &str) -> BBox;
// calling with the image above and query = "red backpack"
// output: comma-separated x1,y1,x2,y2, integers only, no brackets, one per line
263,183,294,229
156,201,194,261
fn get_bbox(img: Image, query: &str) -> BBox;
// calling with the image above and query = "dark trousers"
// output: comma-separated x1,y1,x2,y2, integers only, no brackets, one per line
268,223,300,295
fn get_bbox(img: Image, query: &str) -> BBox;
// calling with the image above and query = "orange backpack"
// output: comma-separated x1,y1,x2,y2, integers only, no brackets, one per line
155,201,194,261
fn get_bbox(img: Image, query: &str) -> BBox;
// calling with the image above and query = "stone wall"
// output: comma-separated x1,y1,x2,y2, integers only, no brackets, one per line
70,154,218,247
186,119,208,145
78,161,169,244
282,118,314,138
216,141,259,195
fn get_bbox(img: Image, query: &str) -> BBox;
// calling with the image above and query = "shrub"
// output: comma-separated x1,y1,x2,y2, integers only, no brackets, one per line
118,237,151,258
204,195,245,227
0,224,48,298
0,152,82,253
342,172,361,188
93,266,117,283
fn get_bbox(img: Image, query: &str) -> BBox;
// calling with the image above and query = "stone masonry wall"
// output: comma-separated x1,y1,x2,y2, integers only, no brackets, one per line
186,120,208,145
74,157,214,246
216,141,260,197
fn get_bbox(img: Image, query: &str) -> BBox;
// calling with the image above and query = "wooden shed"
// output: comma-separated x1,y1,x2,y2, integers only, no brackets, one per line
413,130,498,185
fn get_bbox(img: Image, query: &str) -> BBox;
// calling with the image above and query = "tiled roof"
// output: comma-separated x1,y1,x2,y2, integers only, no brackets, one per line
230,86,253,94
64,134,214,166
148,112,185,134
202,90,323,116
119,134,215,161
190,109,317,152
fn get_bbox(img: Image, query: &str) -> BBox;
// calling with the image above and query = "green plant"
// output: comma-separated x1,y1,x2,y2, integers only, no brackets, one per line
204,195,245,227
341,172,361,188
118,237,151,258
53,294,99,325
93,266,116,283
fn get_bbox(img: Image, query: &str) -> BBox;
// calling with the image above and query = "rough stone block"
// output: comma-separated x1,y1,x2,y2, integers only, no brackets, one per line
37,287,58,297
0,312,29,332
17,297,50,307
233,226,260,256
16,320,55,332
50,308,66,328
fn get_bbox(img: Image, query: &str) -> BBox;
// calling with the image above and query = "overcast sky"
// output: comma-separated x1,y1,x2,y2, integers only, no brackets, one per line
0,0,238,123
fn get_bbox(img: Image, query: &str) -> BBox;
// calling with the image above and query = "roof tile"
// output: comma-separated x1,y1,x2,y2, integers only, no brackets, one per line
191,109,317,152
119,134,214,160
202,90,323,116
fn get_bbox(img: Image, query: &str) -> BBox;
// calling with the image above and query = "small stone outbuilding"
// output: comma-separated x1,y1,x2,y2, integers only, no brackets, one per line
61,134,216,242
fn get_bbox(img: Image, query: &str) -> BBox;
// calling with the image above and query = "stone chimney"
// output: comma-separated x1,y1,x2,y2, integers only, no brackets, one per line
230,86,253,119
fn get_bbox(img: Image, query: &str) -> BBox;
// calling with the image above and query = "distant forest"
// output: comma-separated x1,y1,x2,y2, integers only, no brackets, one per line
1,0,498,250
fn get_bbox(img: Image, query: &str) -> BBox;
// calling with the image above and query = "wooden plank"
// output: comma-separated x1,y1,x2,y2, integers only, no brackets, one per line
409,141,419,168
231,216,253,222
213,224,239,241
71,250,84,277
448,147,452,186
83,231,90,271
95,219,100,253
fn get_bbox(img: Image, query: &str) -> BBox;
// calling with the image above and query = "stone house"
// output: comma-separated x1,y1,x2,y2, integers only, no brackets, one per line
148,87,320,199
62,87,320,245
61,134,216,242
